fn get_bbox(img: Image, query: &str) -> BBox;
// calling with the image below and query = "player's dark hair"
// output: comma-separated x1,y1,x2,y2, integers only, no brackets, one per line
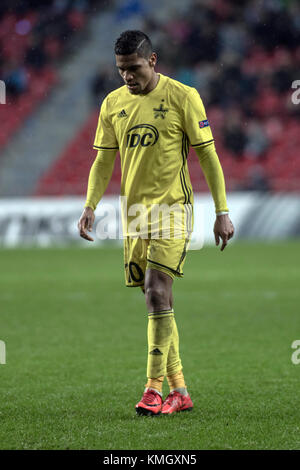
114,30,153,59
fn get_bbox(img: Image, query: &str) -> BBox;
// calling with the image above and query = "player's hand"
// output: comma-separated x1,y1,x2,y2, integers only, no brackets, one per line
78,207,95,242
214,214,234,251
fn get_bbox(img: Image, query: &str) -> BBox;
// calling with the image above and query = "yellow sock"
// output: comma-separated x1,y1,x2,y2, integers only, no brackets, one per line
145,376,164,395
166,317,182,377
167,369,186,391
146,309,174,383
166,317,186,391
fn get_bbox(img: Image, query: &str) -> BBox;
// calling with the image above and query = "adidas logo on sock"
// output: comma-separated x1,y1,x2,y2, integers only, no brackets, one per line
149,348,163,355
118,109,128,118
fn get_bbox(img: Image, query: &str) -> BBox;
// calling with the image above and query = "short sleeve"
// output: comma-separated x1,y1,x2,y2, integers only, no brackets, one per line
93,96,119,150
182,88,214,148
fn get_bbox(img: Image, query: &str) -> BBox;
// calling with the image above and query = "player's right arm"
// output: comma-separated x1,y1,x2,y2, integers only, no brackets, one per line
78,148,117,241
78,95,118,241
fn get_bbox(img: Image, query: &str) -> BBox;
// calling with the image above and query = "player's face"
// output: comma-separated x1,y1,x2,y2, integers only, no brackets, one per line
116,52,157,95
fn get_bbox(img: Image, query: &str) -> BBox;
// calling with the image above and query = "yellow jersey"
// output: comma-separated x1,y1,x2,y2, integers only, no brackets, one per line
93,73,214,210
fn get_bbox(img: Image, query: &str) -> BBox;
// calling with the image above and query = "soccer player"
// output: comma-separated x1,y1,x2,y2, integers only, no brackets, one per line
78,30,234,416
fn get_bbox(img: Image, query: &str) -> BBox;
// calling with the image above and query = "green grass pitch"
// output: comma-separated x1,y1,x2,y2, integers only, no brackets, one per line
0,240,299,450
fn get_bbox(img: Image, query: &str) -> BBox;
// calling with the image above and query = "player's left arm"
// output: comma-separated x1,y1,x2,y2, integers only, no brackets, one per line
194,142,234,251
182,88,234,251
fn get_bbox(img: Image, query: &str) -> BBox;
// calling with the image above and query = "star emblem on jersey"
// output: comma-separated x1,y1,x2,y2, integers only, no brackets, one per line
153,103,169,119
118,109,128,118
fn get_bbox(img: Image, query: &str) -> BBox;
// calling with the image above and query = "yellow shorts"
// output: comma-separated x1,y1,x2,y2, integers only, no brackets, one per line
123,236,190,287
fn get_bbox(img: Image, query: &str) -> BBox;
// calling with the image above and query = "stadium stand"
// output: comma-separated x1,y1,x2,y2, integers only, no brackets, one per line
1,0,299,195
34,0,300,196
35,110,121,196
0,0,105,152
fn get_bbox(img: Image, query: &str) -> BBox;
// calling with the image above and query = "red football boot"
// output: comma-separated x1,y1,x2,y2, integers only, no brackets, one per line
161,390,193,414
135,389,162,416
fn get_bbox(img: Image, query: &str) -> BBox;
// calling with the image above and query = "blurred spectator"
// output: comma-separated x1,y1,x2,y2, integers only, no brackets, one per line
244,120,269,160
184,22,219,64
175,67,197,88
218,18,250,59
3,60,28,97
25,35,47,69
223,109,247,158
239,164,271,192
271,49,295,94
91,66,121,106
115,0,146,22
